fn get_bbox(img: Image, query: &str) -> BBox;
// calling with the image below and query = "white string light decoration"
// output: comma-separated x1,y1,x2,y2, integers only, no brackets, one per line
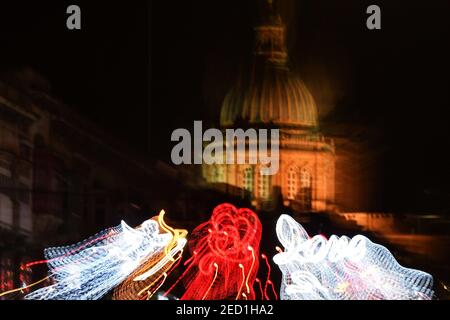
273,214,434,300
25,213,181,300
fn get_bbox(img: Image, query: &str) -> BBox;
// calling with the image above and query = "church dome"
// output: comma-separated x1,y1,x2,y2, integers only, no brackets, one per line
220,0,318,129
220,65,318,128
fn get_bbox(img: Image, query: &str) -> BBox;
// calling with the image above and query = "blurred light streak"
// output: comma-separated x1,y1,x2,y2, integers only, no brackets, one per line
22,211,185,300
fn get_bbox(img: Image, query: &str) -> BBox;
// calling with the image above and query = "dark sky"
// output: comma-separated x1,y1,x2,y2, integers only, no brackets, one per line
0,0,449,213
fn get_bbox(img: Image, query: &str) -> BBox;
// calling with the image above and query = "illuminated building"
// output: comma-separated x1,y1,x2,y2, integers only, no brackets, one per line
0,69,195,296
203,1,335,212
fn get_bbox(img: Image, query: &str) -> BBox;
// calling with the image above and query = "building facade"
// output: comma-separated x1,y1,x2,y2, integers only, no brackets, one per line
0,69,195,296
203,2,335,212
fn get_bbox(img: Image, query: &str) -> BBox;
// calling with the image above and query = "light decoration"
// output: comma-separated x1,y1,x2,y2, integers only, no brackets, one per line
261,254,278,300
113,212,188,300
22,211,186,300
273,214,434,300
165,203,262,300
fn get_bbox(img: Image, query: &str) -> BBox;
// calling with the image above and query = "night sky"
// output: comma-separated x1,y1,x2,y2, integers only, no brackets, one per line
0,0,449,213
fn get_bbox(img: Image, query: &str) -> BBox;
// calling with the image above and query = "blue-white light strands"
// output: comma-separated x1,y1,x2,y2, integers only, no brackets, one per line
273,215,434,300
25,219,173,300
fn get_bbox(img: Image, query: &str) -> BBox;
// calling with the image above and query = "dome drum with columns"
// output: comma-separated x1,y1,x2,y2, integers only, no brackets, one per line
203,0,335,213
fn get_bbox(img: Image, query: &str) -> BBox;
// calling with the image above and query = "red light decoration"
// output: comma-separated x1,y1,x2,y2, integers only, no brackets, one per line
261,254,272,300
255,278,264,300
166,203,262,300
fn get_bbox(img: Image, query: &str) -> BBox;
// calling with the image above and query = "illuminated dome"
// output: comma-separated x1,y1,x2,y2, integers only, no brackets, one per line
206,1,336,214
220,0,318,129
220,66,318,128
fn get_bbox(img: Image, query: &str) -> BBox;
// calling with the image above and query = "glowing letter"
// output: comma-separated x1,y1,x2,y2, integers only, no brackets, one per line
203,128,224,165
258,129,279,175
66,5,81,30
171,129,192,165
367,5,381,30
225,129,258,165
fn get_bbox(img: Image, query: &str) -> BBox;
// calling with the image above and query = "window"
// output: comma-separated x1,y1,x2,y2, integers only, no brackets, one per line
242,167,254,199
258,171,271,200
243,167,254,192
300,168,312,189
299,168,312,210
287,167,298,200
0,194,13,226
212,166,226,183
20,203,32,232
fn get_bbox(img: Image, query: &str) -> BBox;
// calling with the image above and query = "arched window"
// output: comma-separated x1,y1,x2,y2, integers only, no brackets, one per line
243,167,254,193
287,167,298,200
299,168,312,210
209,166,217,182
258,171,271,200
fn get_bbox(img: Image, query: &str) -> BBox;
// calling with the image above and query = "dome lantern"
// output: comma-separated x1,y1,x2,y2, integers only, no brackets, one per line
220,0,318,130
254,0,288,66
